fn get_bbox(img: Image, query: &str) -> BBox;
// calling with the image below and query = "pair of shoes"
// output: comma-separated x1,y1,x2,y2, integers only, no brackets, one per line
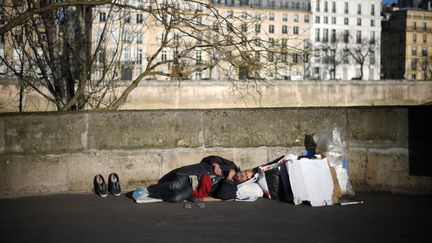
93,173,122,197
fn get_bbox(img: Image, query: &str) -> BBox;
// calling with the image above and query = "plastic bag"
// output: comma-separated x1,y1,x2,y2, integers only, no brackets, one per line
313,128,355,196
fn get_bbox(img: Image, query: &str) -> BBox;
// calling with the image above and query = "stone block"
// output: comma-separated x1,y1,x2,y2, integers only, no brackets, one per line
203,109,301,148
232,148,270,170
88,110,202,150
347,108,408,146
2,113,86,154
367,150,409,191
0,154,68,197
0,119,4,153
345,148,368,190
66,151,162,192
296,108,347,137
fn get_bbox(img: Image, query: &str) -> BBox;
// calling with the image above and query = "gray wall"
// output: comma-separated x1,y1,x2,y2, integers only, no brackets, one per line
1,107,431,198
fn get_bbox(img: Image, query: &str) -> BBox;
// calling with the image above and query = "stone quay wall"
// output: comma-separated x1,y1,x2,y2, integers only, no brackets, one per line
0,107,431,198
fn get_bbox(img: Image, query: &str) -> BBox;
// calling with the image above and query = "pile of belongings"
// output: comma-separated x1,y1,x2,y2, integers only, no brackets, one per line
236,127,356,207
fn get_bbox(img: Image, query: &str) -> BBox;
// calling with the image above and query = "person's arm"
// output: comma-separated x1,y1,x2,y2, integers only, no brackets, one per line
201,156,239,174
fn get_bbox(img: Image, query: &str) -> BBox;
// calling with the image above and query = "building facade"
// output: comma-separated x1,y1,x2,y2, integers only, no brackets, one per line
1,0,388,83
382,7,432,80
309,0,382,80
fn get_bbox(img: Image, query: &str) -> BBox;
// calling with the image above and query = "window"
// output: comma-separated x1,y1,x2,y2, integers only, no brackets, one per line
124,48,130,61
324,1,328,12
293,53,299,63
294,14,299,22
255,51,260,61
356,30,362,44
315,16,320,23
99,12,106,22
136,14,143,24
357,4,362,15
241,23,248,32
283,14,288,22
195,71,202,80
332,1,336,13
422,60,428,70
137,33,144,44
124,12,131,23
269,25,274,33
357,18,361,26
304,15,309,23
371,4,375,16
315,28,321,42
413,22,417,30
254,12,262,20
371,31,376,44
412,59,418,70
239,0,248,6
423,34,427,43
343,49,349,64
413,33,417,42
269,13,274,21
332,17,336,24
412,47,417,56
268,52,274,62
282,38,287,48
371,20,375,27
226,10,233,18
324,16,328,24
293,26,299,35
323,29,329,42
344,2,349,14
161,50,167,61
370,50,375,64
269,37,275,47
282,25,288,34
344,18,349,25
241,12,247,19
137,49,143,64
422,47,427,56
316,0,321,12
423,22,427,31
281,53,288,62
196,50,202,64
255,24,261,33
343,30,349,43
331,29,336,42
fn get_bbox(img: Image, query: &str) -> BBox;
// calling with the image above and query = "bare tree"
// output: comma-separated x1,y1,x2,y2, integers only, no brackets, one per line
344,36,379,80
318,33,347,80
1,0,306,111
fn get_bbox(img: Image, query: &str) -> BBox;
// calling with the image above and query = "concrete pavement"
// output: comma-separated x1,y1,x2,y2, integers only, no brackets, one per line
1,192,431,242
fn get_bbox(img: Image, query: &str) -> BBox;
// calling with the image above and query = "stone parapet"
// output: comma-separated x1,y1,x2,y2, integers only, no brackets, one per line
0,106,431,197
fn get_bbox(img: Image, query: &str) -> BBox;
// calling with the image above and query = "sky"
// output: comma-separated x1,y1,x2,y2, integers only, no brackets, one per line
382,0,398,4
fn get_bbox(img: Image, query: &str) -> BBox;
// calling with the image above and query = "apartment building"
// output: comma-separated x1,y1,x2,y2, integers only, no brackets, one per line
381,7,432,80
1,0,387,83
211,0,312,80
91,0,312,81
309,0,382,80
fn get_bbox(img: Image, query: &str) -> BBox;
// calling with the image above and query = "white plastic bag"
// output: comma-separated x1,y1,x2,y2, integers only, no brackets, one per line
313,128,355,196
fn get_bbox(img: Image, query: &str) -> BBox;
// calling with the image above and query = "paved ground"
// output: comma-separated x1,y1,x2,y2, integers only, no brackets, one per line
1,192,431,242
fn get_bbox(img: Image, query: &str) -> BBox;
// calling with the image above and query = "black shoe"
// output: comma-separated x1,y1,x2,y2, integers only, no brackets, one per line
94,174,108,198
108,173,122,196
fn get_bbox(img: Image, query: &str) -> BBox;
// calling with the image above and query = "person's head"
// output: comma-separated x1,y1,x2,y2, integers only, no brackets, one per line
232,169,253,182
